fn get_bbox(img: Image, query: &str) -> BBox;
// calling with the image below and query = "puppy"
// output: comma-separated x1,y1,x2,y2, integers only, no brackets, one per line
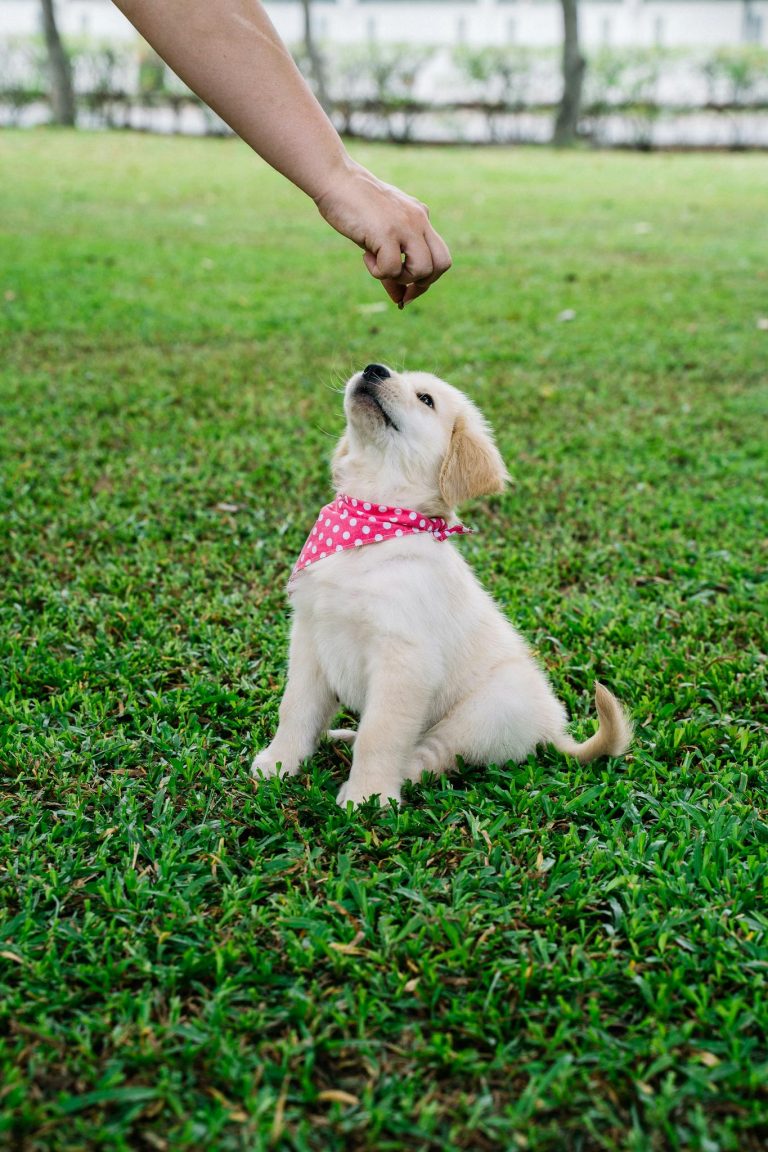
252,363,632,806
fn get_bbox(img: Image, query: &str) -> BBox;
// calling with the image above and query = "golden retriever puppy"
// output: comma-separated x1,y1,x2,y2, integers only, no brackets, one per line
252,363,632,806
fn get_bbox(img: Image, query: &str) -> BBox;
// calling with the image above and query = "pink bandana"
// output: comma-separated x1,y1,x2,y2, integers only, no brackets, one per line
289,495,471,585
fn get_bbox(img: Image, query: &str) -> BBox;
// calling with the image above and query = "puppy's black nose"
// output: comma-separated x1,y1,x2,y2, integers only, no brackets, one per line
362,363,390,384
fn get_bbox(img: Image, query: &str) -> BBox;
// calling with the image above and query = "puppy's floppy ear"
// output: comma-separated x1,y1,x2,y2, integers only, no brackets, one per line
439,411,509,507
331,433,351,490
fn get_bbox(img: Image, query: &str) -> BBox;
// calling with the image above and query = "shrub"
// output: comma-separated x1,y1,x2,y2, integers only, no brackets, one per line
452,44,534,141
701,44,768,106
584,47,666,149
0,36,47,124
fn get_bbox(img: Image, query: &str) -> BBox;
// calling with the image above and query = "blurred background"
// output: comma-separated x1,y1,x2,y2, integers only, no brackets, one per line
2,0,767,148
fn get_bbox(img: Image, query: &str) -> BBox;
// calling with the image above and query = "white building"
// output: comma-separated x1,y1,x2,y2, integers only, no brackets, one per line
0,0,766,50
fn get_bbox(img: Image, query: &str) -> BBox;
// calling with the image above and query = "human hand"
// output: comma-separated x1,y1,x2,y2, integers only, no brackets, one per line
314,161,452,308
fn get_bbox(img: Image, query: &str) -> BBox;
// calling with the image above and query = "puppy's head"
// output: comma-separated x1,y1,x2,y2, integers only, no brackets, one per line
332,364,508,516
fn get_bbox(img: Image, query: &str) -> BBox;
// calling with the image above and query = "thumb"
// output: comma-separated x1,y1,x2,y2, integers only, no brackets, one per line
363,240,405,282
363,252,406,306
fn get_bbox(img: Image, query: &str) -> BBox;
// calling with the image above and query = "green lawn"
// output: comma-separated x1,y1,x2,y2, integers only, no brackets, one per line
1,129,766,1151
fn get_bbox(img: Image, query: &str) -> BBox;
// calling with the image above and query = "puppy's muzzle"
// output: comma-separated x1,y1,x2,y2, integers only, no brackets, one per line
352,364,398,430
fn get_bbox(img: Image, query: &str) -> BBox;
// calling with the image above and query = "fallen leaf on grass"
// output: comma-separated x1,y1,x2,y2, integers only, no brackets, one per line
329,941,366,956
317,1090,359,1106
270,1076,289,1144
140,1134,167,1152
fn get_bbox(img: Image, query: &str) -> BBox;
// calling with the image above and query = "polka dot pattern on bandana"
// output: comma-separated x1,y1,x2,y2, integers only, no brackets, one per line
289,495,471,586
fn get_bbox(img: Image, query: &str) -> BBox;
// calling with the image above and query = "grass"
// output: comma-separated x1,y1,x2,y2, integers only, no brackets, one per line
0,128,766,1151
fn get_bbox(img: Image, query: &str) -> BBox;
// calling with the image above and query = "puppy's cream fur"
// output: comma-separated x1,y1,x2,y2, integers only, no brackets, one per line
253,367,632,806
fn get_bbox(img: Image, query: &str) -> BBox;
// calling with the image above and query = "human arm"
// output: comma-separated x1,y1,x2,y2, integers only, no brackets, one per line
112,0,451,305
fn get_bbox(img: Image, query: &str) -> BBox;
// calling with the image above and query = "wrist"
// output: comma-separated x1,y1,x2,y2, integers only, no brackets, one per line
310,152,365,210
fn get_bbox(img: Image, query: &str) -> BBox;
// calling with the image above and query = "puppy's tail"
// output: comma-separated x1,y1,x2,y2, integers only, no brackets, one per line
553,683,633,765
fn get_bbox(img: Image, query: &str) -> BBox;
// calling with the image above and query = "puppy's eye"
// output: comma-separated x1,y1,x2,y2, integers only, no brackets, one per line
418,393,435,409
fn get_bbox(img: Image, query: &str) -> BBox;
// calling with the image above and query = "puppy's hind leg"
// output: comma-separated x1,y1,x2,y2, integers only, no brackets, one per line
404,696,491,785
252,618,336,783
405,666,567,786
404,728,457,784
406,679,633,789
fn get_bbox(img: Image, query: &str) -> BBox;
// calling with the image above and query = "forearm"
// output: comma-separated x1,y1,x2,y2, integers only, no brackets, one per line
113,0,351,201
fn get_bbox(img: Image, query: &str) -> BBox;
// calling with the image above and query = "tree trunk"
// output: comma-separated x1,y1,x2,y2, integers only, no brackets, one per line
553,0,585,146
40,0,76,126
299,0,330,115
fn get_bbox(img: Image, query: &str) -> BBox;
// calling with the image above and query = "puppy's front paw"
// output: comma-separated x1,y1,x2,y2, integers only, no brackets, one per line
251,750,294,784
336,777,401,809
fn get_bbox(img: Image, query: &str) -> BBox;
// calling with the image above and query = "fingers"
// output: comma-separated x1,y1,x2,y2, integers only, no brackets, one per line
362,252,408,306
399,280,432,308
365,225,448,286
400,224,452,304
365,220,452,308
364,238,405,283
381,277,408,308
423,224,453,285
361,251,402,303
402,235,436,284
